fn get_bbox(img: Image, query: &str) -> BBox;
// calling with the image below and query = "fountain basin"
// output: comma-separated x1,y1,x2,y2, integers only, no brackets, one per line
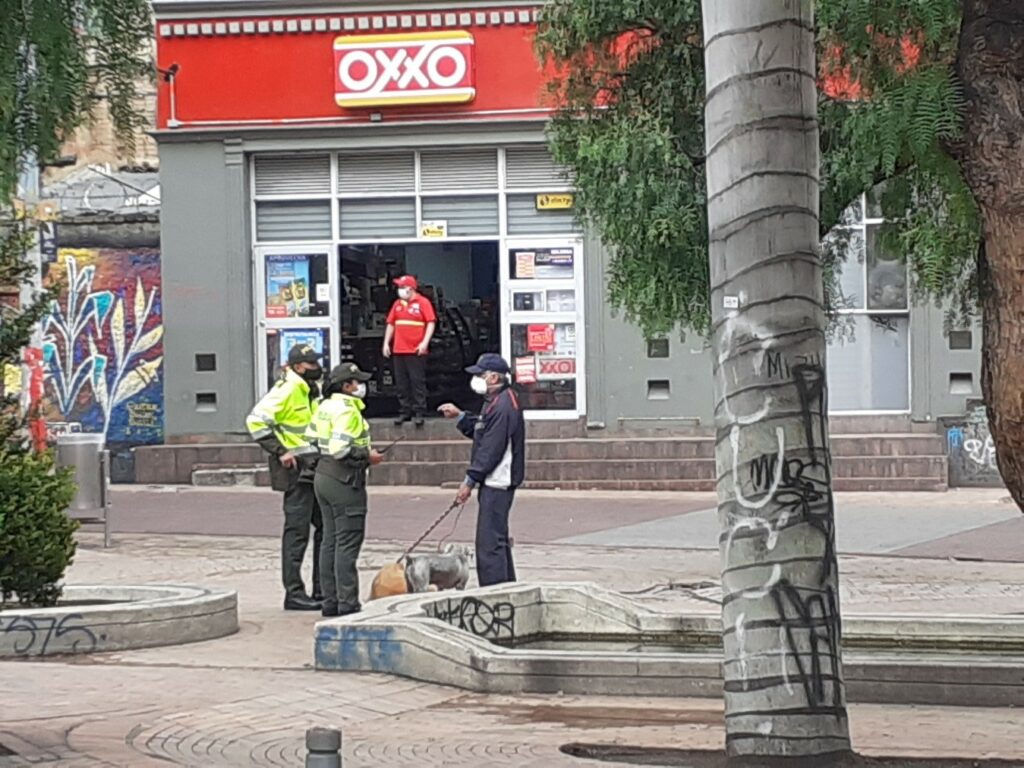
1,585,238,657
314,583,1024,707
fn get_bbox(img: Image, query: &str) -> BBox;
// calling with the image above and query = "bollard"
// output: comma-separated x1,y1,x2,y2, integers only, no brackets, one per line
306,727,341,768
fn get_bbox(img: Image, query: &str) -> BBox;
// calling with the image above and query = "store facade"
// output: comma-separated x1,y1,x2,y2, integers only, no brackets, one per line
153,0,982,441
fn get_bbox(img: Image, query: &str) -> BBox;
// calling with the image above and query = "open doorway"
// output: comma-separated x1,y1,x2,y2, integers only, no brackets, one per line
339,241,500,419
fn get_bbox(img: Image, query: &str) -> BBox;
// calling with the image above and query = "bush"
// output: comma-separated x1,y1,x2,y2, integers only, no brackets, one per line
0,448,79,607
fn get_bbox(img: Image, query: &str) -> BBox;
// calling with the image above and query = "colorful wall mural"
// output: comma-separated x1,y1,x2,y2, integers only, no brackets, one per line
40,248,164,446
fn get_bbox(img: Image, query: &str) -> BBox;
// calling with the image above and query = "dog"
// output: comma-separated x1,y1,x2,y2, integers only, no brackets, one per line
404,544,472,594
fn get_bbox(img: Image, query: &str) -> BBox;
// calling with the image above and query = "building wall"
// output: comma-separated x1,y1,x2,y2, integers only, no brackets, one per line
159,140,254,437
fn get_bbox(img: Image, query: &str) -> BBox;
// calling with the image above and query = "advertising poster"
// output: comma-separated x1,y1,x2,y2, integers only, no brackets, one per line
534,247,575,279
514,251,536,279
279,329,326,365
515,356,537,384
527,324,556,352
266,254,311,318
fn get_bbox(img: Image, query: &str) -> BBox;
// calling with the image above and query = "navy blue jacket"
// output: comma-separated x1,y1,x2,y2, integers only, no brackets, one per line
457,385,525,489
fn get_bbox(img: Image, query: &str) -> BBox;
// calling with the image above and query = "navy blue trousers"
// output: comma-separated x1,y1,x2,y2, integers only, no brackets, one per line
475,486,517,587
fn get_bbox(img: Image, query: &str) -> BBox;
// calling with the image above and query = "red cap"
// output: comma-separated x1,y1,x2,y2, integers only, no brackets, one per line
393,275,418,289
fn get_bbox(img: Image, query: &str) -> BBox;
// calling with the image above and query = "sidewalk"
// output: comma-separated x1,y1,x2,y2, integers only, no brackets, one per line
3,496,1024,765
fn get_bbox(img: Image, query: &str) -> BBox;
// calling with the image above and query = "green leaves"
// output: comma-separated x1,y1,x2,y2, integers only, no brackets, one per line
0,0,152,199
540,0,978,337
0,448,78,608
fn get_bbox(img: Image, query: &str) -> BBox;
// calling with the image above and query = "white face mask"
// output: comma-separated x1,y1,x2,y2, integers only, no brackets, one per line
470,375,489,395
398,288,412,300
352,383,367,399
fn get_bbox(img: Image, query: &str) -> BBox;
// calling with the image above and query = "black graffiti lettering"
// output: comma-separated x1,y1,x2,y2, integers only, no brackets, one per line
0,613,100,655
424,597,516,641
765,350,790,381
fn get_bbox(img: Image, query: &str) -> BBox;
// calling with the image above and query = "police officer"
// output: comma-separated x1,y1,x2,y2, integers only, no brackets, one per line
308,362,384,617
438,353,525,587
246,344,325,611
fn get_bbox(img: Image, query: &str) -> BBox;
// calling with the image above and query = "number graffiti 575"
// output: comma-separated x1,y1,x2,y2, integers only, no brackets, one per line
334,32,476,108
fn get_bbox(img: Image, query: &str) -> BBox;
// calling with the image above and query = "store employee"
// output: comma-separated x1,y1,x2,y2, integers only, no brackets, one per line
382,275,436,427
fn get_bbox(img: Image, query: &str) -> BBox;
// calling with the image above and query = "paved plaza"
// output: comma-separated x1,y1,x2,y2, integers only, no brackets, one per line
2,488,1024,766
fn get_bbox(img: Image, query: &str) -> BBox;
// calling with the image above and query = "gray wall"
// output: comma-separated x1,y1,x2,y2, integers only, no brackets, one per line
158,139,254,437
584,232,716,432
911,303,983,422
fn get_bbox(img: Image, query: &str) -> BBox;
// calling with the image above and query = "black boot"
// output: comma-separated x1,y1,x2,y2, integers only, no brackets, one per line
284,594,322,611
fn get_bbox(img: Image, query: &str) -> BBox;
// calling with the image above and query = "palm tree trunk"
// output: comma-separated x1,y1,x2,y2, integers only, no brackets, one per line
955,1,1024,513
702,1,851,761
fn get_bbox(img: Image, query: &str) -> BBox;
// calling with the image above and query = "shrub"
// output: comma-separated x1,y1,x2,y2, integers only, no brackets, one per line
0,448,79,607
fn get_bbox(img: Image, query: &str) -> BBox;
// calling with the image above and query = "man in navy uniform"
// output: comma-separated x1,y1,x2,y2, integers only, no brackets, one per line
438,353,525,586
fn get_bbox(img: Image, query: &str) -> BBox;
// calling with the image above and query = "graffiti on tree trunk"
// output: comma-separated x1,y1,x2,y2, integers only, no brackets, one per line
718,313,844,719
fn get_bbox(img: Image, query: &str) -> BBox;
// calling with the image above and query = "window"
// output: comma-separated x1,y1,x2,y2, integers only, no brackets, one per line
826,189,911,411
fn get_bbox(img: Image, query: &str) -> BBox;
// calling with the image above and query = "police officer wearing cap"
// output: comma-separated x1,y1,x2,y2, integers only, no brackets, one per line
246,344,325,611
438,353,525,587
307,362,384,617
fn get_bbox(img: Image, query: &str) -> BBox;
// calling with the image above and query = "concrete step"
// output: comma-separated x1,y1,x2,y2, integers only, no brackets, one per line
192,454,948,492
143,433,945,484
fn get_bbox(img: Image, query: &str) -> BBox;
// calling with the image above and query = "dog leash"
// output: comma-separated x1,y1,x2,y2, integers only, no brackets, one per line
396,501,462,564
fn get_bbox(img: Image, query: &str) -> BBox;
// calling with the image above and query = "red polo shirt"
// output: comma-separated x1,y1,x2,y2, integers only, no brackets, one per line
386,295,437,354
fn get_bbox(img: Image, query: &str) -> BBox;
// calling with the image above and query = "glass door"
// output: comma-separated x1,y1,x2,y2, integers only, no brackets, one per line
501,237,586,419
254,245,336,396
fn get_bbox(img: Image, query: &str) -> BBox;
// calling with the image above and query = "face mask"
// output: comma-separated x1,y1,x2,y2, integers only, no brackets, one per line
398,288,412,300
300,365,322,384
470,375,489,395
352,383,367,399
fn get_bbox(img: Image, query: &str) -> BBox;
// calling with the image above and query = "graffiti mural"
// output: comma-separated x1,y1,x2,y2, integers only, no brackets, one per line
947,404,1002,488
40,248,164,445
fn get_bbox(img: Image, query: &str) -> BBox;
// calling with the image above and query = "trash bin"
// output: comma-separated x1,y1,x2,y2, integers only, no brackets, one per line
55,433,111,547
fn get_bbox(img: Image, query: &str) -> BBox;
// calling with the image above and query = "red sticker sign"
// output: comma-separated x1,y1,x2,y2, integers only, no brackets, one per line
527,324,555,353
537,357,576,379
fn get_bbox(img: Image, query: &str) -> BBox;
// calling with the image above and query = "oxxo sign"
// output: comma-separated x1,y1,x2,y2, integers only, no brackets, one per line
334,31,476,108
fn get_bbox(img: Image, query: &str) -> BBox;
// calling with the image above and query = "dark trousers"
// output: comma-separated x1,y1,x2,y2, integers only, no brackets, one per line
314,474,368,612
282,482,323,599
393,353,427,417
475,486,517,587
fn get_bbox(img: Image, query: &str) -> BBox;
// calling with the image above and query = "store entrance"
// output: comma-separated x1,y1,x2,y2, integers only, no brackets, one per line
339,241,500,419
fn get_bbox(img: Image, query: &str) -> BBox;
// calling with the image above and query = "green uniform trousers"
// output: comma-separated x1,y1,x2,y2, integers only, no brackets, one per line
282,482,323,599
313,473,367,612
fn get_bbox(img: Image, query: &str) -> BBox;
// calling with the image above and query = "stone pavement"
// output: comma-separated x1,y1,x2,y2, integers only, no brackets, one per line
108,485,1024,561
3,489,1024,766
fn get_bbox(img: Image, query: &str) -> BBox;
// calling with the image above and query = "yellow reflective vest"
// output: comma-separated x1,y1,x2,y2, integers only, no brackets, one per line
245,369,318,457
306,393,370,460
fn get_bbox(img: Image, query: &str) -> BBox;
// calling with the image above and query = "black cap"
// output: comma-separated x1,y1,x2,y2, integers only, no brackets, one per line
328,362,373,385
465,353,510,376
287,344,323,366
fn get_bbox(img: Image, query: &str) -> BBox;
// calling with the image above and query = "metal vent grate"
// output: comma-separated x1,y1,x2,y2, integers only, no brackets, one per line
253,155,331,197
339,198,417,239
338,153,415,195
255,201,332,241
421,196,499,236
504,146,573,189
420,149,499,191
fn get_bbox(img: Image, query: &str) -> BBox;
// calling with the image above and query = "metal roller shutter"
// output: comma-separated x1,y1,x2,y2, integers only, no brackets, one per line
255,201,332,241
506,194,580,235
504,146,573,189
420,149,499,191
421,195,499,236
253,155,331,196
338,153,415,194
339,198,417,239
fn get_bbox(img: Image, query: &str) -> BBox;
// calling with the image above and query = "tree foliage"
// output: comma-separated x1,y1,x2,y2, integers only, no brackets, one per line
537,0,980,338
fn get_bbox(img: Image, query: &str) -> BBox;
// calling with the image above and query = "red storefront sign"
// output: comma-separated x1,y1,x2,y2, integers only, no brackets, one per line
527,324,555,352
538,357,576,379
334,32,476,108
155,8,554,129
